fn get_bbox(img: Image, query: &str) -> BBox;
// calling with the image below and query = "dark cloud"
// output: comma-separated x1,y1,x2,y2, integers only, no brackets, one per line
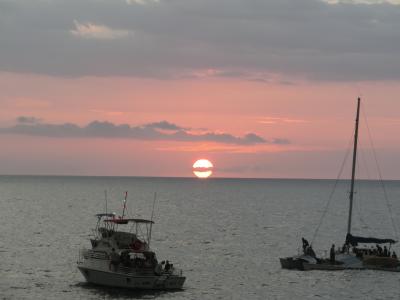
143,121,185,131
0,118,282,145
243,133,267,144
0,0,400,81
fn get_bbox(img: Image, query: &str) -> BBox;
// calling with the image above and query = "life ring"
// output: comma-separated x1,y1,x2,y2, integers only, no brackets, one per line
131,239,143,251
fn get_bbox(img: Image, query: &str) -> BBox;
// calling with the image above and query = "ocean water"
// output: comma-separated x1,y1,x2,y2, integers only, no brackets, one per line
1,176,400,299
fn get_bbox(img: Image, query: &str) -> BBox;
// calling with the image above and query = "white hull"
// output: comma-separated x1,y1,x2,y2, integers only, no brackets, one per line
302,263,400,272
79,211,186,290
302,254,400,272
77,253,185,290
78,266,185,289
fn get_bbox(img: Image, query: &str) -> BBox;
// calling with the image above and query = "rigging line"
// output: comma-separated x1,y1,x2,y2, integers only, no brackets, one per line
361,103,399,240
354,136,369,232
359,146,381,221
359,146,372,181
311,133,353,245
358,147,375,226
354,154,371,234
355,192,370,232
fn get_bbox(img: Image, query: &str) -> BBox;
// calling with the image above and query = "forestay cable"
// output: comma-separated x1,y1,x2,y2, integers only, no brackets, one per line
361,103,399,240
311,134,353,245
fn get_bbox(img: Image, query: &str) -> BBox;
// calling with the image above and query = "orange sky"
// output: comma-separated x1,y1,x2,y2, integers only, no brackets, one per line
1,72,400,179
1,0,400,178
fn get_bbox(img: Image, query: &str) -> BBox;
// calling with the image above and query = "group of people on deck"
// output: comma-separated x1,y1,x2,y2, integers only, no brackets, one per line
301,238,398,264
154,260,173,275
109,248,159,270
109,247,175,275
361,245,397,259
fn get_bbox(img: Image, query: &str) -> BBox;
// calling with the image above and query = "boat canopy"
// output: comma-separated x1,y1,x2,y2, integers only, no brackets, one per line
346,233,396,246
104,218,154,224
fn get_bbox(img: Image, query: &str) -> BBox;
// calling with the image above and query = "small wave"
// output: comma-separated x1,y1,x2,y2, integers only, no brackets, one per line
10,286,28,290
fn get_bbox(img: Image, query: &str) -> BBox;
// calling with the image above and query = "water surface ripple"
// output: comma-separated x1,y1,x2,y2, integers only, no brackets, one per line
1,176,400,299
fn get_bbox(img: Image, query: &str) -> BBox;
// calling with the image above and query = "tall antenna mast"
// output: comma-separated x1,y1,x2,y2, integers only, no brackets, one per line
104,190,108,215
148,192,157,248
122,191,128,219
347,97,361,235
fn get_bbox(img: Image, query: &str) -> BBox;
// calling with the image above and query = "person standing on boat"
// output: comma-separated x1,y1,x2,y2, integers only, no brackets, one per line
302,238,309,254
377,244,383,256
165,260,171,271
383,246,389,257
330,244,335,264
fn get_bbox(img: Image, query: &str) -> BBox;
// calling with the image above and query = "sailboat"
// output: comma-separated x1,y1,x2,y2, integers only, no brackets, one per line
280,97,399,271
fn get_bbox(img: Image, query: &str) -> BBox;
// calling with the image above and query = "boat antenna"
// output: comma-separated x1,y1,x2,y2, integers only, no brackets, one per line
122,191,128,219
148,192,157,248
104,190,108,215
347,97,361,235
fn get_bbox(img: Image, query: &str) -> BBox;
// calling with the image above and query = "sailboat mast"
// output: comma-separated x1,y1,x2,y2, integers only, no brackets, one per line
347,97,361,235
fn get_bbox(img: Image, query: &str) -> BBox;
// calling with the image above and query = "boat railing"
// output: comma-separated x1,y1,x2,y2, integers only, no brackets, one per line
78,248,109,263
116,265,155,276
115,265,183,276
77,249,86,264
171,268,183,276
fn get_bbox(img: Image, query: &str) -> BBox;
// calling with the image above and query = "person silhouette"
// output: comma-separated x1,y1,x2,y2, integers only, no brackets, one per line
302,238,309,254
330,244,335,264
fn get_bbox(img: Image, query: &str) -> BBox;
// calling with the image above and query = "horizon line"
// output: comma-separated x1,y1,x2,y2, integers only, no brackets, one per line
1,174,399,182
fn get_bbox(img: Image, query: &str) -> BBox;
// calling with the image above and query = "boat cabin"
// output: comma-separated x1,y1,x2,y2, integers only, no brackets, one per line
91,213,155,252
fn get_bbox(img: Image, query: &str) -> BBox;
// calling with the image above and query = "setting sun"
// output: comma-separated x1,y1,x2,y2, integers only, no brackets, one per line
193,159,214,178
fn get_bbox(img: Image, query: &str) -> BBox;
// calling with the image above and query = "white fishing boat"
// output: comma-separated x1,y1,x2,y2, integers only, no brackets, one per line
77,193,186,289
281,98,400,272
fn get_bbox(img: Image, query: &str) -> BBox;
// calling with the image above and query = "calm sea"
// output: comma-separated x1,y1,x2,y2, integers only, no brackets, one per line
1,176,400,299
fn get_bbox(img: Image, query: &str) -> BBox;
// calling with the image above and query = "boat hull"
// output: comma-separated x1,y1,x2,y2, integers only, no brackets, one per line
280,257,305,270
363,256,399,268
78,266,185,290
280,255,317,270
301,254,400,272
303,263,345,271
302,262,400,272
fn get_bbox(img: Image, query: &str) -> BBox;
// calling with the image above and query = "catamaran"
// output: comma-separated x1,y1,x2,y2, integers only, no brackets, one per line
280,98,399,271
77,192,186,289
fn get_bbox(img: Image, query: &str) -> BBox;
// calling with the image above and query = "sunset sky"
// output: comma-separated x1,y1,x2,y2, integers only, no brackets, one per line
1,0,400,178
